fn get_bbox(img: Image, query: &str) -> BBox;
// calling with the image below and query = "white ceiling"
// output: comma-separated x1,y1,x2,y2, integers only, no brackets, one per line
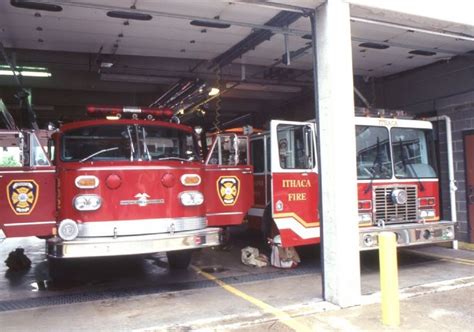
0,0,472,78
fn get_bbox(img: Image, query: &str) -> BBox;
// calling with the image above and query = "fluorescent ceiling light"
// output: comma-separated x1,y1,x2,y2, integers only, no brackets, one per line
106,115,121,120
208,87,220,96
100,62,114,68
0,70,51,77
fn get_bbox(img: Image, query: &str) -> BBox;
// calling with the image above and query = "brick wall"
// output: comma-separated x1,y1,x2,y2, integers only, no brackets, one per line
436,102,474,242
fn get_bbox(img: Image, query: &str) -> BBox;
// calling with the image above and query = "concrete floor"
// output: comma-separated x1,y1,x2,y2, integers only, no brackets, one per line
0,228,473,331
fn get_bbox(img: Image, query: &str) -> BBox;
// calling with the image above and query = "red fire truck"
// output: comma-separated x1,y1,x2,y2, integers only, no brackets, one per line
0,106,253,274
245,111,456,249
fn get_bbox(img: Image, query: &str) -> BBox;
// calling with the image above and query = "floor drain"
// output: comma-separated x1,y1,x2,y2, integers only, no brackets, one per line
201,266,227,273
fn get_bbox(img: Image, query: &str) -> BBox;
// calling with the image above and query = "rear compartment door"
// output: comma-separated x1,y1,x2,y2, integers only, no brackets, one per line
204,134,254,226
0,131,56,238
270,120,320,247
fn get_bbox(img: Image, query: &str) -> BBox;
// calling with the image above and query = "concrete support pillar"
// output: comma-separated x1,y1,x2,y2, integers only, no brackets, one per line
314,0,361,307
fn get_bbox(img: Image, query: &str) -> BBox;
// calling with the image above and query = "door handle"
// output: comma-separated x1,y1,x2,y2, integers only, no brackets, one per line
242,171,253,174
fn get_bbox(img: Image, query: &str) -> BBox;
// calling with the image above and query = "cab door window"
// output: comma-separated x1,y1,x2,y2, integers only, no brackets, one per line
0,132,22,167
276,124,315,170
206,134,250,166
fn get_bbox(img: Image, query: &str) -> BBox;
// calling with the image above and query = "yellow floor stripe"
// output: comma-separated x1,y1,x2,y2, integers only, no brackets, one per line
191,265,312,332
403,249,474,266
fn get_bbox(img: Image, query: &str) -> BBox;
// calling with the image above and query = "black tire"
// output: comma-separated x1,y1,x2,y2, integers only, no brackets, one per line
166,250,193,269
48,257,67,281
262,205,279,242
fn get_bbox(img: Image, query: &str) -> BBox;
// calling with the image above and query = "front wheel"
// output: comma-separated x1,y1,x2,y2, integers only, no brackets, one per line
48,257,67,281
166,250,193,269
262,206,279,243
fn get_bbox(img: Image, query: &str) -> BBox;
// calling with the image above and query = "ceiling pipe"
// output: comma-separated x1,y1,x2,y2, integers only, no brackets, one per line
351,17,474,42
228,0,312,13
209,11,303,69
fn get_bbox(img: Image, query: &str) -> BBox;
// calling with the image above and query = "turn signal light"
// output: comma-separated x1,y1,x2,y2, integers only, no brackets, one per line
75,175,99,189
419,197,435,206
181,174,201,186
358,200,372,211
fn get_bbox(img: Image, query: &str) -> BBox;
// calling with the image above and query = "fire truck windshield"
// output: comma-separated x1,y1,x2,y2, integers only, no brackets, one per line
356,126,392,180
391,128,437,179
62,124,199,162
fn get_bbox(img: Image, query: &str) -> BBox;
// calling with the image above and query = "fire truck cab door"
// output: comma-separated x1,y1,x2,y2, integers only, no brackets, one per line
0,131,56,238
204,133,254,227
270,120,320,247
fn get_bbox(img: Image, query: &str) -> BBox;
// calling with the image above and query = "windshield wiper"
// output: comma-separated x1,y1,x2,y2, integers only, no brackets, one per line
364,137,383,194
141,127,151,161
79,147,119,163
126,126,135,161
157,156,192,162
398,138,425,192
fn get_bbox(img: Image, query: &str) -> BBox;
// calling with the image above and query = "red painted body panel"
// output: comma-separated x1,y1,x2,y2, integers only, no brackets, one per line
204,165,254,227
272,172,320,247
253,174,266,207
0,167,56,237
279,229,321,247
57,162,205,223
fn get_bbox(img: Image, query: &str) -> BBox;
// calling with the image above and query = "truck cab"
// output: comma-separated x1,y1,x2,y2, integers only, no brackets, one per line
0,106,253,270
246,114,456,249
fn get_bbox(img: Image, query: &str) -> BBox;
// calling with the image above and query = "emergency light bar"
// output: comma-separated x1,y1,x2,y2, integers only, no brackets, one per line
86,105,174,120
355,107,413,119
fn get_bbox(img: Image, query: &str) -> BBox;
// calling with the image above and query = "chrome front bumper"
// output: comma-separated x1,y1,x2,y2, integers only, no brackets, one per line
359,221,456,250
47,227,221,259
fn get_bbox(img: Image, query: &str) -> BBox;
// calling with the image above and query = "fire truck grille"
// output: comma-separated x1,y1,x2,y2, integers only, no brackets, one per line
374,185,418,224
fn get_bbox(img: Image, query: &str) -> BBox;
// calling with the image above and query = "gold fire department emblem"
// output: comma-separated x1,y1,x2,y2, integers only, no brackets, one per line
217,176,240,206
7,180,39,215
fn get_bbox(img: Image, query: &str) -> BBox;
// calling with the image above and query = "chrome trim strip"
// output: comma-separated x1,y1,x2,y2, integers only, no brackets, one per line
47,227,222,258
206,212,244,216
248,208,264,217
4,221,56,227
359,221,456,250
77,217,206,237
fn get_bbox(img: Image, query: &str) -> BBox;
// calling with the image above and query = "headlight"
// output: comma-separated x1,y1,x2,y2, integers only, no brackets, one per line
358,213,373,225
58,219,79,241
179,191,204,206
363,234,377,247
442,227,454,239
419,209,436,219
391,189,407,205
73,194,102,211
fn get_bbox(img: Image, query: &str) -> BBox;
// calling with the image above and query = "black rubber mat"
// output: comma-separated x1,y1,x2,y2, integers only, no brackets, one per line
0,263,319,312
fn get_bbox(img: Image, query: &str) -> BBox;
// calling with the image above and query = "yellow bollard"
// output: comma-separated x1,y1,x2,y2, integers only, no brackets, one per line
379,232,400,326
